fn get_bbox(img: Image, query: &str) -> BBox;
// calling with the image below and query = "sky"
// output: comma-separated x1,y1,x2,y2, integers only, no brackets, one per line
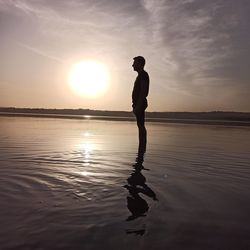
0,0,250,112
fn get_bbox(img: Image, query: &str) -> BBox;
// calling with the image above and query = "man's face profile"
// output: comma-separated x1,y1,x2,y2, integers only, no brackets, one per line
132,59,140,72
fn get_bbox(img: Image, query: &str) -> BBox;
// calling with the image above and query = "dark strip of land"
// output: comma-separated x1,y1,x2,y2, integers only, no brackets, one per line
1,107,250,126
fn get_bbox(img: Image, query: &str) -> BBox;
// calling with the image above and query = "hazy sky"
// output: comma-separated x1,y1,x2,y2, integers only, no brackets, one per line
1,0,250,112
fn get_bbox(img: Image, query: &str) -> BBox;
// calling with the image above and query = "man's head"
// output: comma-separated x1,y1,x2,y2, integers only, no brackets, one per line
132,56,146,72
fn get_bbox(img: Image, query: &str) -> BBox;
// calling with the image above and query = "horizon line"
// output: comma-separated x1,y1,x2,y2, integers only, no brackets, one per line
0,106,250,114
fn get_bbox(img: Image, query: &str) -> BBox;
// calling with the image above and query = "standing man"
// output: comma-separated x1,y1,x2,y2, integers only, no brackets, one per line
132,56,150,153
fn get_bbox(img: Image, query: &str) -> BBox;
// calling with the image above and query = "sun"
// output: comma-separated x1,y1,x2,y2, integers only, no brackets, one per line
68,60,109,97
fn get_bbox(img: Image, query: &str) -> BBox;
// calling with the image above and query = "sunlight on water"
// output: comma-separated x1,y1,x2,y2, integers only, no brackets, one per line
80,171,91,176
78,142,95,157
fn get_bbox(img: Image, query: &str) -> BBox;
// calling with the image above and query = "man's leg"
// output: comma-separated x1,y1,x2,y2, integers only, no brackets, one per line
136,110,147,153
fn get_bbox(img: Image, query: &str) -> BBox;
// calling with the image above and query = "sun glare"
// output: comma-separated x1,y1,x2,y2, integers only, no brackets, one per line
68,60,109,97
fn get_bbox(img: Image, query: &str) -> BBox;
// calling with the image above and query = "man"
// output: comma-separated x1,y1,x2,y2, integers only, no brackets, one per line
132,56,149,152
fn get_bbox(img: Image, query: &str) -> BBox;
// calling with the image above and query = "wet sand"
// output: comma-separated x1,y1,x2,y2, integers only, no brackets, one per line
0,116,250,250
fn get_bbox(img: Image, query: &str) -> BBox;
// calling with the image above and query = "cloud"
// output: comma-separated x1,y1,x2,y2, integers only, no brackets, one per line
142,0,250,96
16,42,65,63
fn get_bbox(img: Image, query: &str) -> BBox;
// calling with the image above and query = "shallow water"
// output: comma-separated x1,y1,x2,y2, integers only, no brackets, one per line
0,116,250,250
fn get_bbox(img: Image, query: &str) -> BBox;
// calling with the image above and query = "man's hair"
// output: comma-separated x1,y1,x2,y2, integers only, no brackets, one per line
133,56,146,67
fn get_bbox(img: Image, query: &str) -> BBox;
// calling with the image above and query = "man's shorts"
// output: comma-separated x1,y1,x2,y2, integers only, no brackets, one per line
133,100,147,127
135,109,145,127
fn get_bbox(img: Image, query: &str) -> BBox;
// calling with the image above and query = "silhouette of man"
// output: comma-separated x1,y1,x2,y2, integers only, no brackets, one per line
132,56,149,152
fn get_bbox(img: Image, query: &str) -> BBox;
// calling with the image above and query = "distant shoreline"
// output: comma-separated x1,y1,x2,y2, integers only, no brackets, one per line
1,109,250,127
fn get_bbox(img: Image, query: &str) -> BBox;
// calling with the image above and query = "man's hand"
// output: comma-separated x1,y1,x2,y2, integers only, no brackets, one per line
133,106,140,115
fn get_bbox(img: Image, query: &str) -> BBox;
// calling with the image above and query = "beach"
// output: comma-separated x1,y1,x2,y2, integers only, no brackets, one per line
1,116,250,250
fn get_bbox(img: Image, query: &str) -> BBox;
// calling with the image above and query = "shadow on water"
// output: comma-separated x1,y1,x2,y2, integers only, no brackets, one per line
124,138,158,235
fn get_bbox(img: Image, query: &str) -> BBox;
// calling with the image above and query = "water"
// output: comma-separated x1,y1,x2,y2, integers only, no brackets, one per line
0,116,250,250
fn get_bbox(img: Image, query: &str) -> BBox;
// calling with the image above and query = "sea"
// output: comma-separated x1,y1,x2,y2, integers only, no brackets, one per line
0,116,250,250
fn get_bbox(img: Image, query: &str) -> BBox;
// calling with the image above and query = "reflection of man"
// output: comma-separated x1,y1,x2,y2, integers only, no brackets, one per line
124,153,157,223
132,56,149,151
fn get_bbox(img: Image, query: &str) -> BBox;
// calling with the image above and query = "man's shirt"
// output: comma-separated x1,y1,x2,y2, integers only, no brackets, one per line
132,70,149,109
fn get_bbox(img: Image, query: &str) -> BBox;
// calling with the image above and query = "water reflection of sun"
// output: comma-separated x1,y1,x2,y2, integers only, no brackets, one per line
75,140,95,177
77,132,95,158
78,142,94,159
